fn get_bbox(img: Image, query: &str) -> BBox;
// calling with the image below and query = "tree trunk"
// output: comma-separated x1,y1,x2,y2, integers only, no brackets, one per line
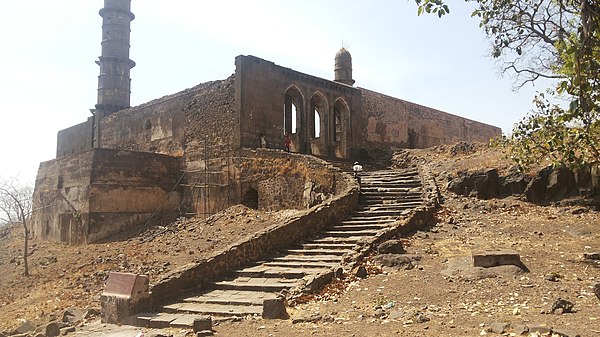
23,222,29,276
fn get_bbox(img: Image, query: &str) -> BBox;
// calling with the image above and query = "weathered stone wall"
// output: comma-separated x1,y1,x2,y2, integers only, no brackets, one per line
360,88,501,150
56,117,94,157
98,88,192,156
183,147,343,218
31,151,94,243
31,148,182,244
234,55,363,159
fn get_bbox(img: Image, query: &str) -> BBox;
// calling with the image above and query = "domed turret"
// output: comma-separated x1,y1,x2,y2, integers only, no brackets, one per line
334,48,355,86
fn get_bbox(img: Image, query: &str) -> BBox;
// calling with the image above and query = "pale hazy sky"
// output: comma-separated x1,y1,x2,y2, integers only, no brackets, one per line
0,1,551,184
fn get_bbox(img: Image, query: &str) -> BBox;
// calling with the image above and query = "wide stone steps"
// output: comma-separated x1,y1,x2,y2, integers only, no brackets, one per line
137,168,423,328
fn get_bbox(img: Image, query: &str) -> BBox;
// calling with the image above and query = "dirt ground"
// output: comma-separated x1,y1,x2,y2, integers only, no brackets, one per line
1,144,599,337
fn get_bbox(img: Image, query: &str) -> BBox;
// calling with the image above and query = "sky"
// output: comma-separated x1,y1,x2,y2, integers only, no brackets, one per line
0,1,552,185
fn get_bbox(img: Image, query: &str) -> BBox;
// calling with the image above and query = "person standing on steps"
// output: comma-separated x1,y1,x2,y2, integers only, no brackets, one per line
283,133,291,152
352,161,363,186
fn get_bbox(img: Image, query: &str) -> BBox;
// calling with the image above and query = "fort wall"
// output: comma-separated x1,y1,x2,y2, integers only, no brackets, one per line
31,149,182,244
360,88,501,149
56,118,94,157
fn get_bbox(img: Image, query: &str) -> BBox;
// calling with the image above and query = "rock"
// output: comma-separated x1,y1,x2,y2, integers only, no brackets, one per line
553,329,581,337
526,166,578,204
500,166,529,195
196,330,213,337
292,313,322,324
192,316,212,332
84,308,100,319
147,334,171,337
373,307,385,318
62,307,84,324
510,323,529,335
544,272,561,282
60,326,75,335
529,324,553,335
448,169,501,199
262,297,288,319
592,283,600,300
376,240,405,254
374,254,420,269
12,321,35,335
355,266,368,278
549,298,575,314
489,322,509,334
472,251,528,271
584,252,600,260
46,322,61,337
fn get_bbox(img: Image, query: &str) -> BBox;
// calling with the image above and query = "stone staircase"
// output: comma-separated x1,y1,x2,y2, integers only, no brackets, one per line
132,168,423,328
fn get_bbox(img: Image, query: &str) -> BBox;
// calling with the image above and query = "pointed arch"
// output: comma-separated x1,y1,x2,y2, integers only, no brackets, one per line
310,92,328,139
333,97,351,158
284,86,304,137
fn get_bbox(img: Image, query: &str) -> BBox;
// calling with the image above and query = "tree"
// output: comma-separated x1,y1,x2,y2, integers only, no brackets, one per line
416,0,600,169
0,178,34,276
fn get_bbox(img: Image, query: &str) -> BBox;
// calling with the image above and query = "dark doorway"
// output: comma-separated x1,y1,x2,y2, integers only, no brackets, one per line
242,187,259,210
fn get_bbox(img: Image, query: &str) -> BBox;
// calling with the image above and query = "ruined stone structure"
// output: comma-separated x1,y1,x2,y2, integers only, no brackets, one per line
31,0,501,245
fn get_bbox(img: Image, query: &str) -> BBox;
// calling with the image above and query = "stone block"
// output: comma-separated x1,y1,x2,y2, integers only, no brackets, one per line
473,251,523,268
529,324,552,335
489,322,509,334
262,297,288,319
553,329,581,337
510,323,529,335
192,316,212,332
101,272,150,324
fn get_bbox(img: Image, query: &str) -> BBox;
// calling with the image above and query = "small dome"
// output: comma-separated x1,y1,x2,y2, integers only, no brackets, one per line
336,47,351,58
334,48,355,86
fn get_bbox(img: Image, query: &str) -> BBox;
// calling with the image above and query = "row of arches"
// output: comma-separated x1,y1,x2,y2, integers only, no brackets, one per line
283,86,350,158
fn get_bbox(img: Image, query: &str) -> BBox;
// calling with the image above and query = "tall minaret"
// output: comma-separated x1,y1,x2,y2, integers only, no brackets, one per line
95,0,135,117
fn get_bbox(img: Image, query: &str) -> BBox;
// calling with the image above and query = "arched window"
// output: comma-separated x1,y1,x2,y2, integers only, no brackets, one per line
284,87,304,136
310,93,327,139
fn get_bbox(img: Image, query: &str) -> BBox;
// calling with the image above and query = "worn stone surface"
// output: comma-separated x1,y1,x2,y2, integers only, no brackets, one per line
376,239,405,254
472,251,524,269
262,298,288,319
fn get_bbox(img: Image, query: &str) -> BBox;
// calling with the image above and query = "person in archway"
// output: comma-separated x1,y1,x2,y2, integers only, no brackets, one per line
283,133,291,152
260,134,267,149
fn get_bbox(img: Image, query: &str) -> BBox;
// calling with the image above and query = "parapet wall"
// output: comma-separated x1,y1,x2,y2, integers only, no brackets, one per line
360,88,501,149
31,148,183,244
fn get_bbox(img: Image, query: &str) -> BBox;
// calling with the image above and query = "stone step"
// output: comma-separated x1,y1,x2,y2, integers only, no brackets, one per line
339,218,397,225
271,254,343,263
212,277,303,292
182,290,277,306
235,265,330,279
321,229,381,237
133,313,211,329
308,236,366,244
283,248,352,256
360,197,422,204
297,242,357,250
329,224,389,232
263,261,340,269
163,302,262,316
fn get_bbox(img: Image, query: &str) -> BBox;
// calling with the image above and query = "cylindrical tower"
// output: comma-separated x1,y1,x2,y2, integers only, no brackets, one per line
334,48,355,86
95,0,135,116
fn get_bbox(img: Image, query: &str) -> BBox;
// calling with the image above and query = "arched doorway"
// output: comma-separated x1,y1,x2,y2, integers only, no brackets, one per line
310,92,328,156
241,187,259,209
284,86,306,153
333,98,350,158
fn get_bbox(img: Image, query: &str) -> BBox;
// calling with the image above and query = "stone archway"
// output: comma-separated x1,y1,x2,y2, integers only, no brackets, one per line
284,86,306,153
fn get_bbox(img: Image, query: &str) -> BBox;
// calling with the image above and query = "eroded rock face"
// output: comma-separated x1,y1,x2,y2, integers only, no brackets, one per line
447,169,502,199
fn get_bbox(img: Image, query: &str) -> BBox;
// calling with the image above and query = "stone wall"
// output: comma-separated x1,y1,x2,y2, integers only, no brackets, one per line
98,87,192,156
56,117,94,157
360,88,501,150
31,148,183,244
234,55,363,159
